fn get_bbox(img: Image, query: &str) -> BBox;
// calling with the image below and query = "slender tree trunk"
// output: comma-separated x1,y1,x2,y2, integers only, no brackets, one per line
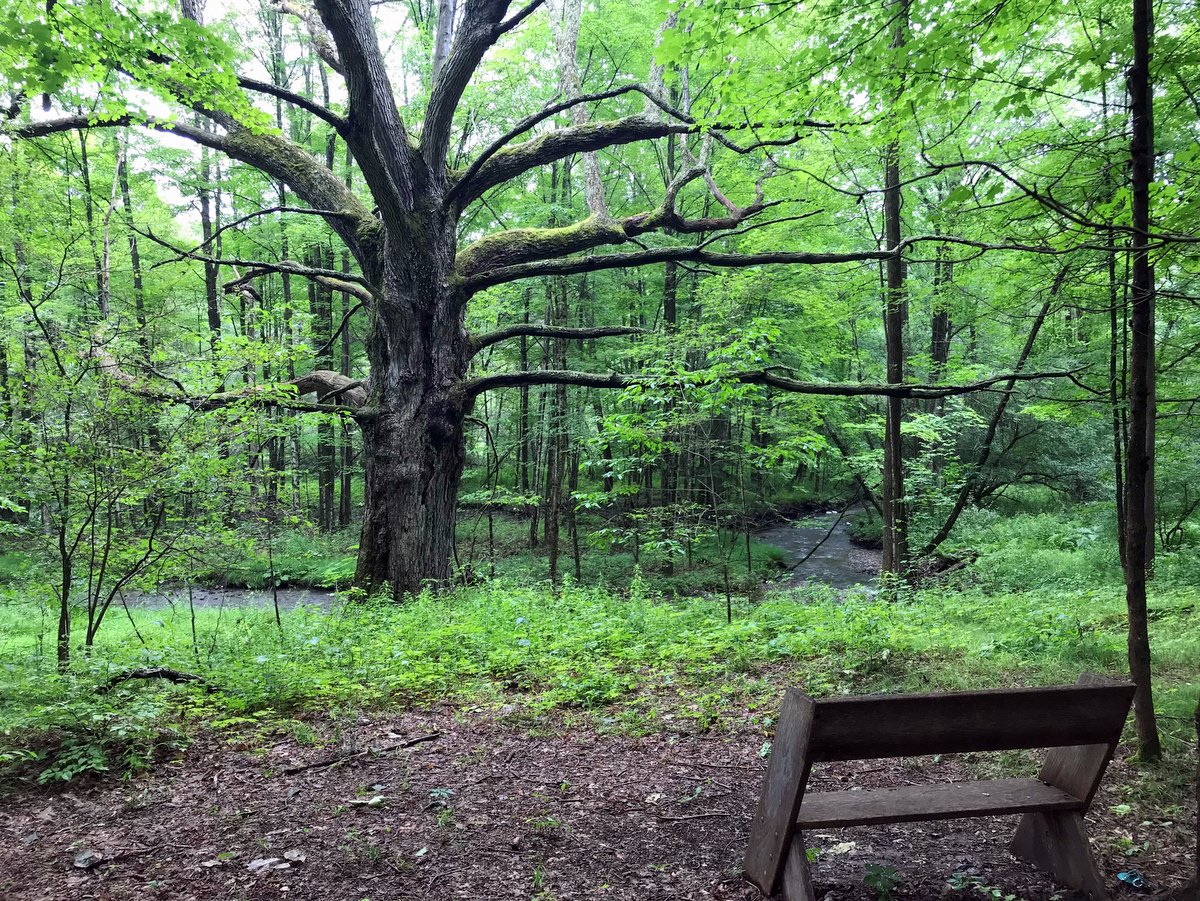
518,288,532,498
339,143,355,528
77,133,108,321
568,447,582,581
198,143,222,359
929,244,951,388
880,0,909,579
545,272,569,585
1122,0,1162,761
117,141,149,357
920,293,1055,556
1110,239,1128,567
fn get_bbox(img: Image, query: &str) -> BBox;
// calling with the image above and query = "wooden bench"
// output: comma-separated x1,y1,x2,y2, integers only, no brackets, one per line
744,676,1135,901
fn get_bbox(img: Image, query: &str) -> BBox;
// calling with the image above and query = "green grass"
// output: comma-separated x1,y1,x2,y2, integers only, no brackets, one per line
0,505,1195,789
2,575,1196,783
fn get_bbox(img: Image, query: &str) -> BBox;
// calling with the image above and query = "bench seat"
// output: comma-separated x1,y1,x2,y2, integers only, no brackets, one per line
797,777,1084,829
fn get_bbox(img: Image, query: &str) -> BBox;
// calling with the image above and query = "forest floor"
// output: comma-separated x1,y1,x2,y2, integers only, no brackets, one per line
0,705,1192,901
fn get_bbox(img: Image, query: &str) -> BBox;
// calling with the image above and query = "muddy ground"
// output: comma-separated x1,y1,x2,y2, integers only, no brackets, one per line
0,708,1191,900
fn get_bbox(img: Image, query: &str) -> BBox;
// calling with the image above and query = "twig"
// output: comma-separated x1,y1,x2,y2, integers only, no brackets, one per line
282,732,441,775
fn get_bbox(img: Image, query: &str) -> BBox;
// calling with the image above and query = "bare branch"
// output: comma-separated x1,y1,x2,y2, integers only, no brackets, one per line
315,301,364,358
458,367,1078,401
274,0,345,74
87,343,368,413
468,322,644,356
224,266,376,306
498,0,546,34
180,205,358,254
126,223,380,302
237,75,349,133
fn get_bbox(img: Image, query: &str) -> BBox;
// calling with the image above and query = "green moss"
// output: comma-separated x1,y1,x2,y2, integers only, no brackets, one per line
456,215,625,276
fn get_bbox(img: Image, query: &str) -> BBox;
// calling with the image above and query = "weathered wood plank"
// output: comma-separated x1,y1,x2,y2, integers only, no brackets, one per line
807,683,1135,761
1034,674,1130,806
796,778,1083,828
780,834,817,901
743,690,816,895
1010,811,1109,899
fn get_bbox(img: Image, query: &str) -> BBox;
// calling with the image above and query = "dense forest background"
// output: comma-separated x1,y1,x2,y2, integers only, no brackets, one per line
0,0,1198,894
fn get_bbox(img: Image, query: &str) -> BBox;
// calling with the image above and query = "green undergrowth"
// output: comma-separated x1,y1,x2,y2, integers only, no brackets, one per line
1,563,1196,785
126,513,791,593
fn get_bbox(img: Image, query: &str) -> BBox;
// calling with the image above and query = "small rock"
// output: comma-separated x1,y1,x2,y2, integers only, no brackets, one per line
73,850,104,870
283,849,306,864
349,795,385,808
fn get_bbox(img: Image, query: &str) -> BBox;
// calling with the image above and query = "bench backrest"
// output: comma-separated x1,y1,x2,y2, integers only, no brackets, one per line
805,682,1135,761
744,677,1135,896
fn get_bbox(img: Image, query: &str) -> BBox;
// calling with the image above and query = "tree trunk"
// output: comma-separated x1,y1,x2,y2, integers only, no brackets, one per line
351,221,470,598
880,0,909,579
339,143,355,528
1122,0,1162,761
198,142,222,359
117,141,149,356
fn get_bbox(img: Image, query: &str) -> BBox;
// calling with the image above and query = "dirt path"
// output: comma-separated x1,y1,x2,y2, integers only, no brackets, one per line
0,710,1189,900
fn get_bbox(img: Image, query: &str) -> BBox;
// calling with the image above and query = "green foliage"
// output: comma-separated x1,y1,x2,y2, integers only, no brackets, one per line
1,507,1197,785
864,864,903,901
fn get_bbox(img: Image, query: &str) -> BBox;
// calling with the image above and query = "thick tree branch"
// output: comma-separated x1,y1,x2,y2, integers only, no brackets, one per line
457,161,769,279
458,113,692,202
315,0,425,216
456,98,842,203
458,368,1077,401
10,114,378,262
462,245,890,290
468,323,644,357
98,667,215,694
424,0,518,173
447,84,652,206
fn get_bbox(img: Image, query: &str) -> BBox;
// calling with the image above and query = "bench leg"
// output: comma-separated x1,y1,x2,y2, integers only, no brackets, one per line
779,833,816,901
1010,811,1108,900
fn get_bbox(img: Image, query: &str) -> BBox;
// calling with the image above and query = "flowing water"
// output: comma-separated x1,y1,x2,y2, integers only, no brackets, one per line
754,507,881,589
127,586,338,611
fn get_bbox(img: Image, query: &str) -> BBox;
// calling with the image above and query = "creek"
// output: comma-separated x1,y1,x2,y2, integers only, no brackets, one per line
754,506,881,589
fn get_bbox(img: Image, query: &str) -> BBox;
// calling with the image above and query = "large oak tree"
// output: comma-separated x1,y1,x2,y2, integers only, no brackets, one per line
2,0,1062,597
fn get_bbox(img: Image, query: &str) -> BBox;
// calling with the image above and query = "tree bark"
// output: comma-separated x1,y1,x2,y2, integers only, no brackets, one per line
1122,0,1162,761
198,141,222,360
880,0,909,580
350,216,470,597
117,140,150,356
